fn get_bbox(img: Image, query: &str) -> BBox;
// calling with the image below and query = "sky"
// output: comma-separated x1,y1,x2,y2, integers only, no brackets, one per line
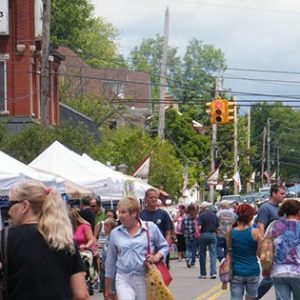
91,0,300,110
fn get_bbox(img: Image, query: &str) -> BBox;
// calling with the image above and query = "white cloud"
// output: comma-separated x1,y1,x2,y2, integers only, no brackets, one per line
92,0,300,104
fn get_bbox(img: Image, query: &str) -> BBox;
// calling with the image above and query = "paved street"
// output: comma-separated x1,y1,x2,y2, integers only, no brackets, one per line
91,258,275,300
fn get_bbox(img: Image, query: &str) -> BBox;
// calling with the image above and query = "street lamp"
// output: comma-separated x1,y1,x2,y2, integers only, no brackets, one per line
118,163,128,174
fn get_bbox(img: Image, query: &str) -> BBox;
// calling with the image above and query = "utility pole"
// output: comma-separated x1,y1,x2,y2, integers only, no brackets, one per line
158,7,169,139
233,96,238,194
40,0,51,127
261,127,266,187
247,107,251,192
209,66,222,202
267,118,271,185
276,140,280,182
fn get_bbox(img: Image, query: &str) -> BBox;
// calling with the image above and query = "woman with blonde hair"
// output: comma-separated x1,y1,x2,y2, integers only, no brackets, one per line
104,197,169,300
69,208,96,252
6,180,88,300
69,208,96,295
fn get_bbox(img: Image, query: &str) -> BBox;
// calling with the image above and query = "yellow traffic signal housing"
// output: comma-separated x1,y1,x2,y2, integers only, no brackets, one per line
211,99,227,124
205,101,212,116
226,101,235,123
205,98,235,124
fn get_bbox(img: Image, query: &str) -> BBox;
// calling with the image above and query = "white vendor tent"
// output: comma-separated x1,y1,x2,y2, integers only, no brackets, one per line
0,150,65,196
81,153,155,200
29,141,122,201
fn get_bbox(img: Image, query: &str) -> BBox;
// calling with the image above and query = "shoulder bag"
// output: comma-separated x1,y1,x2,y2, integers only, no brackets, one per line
145,222,172,286
260,233,273,276
145,222,174,300
219,229,232,289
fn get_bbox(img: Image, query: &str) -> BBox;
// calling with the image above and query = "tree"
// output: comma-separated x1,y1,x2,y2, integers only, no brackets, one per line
0,122,95,164
51,0,124,68
250,102,300,182
180,39,226,102
91,127,183,198
129,34,181,99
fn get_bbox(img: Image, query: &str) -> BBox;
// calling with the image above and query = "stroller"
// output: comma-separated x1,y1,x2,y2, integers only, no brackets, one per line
80,249,98,295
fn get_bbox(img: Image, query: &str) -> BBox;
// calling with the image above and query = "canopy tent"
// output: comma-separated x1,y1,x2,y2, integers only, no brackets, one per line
81,153,155,200
0,150,65,196
65,180,94,199
32,167,94,200
29,141,122,201
30,140,160,203
0,172,23,196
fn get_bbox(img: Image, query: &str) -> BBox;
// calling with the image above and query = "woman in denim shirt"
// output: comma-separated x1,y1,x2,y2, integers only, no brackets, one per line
104,197,169,300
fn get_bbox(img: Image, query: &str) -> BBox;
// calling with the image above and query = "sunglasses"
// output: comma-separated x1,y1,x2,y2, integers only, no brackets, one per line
8,200,25,209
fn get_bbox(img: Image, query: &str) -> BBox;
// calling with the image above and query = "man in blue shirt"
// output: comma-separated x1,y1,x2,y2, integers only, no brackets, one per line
255,183,285,300
140,189,173,268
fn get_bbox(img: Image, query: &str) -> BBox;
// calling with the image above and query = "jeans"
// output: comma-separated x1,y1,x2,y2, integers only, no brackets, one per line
184,238,195,266
230,275,260,300
217,236,227,262
256,277,273,299
115,273,146,300
273,277,300,300
199,232,217,276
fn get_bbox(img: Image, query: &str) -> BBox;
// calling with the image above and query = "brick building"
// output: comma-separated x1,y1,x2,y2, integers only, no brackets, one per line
58,46,152,128
0,0,62,130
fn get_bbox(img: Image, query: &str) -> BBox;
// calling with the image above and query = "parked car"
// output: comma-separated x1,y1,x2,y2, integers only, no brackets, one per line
221,194,242,204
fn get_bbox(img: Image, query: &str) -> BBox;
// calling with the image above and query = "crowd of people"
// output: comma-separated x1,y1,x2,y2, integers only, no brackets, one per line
1,180,300,300
172,183,300,300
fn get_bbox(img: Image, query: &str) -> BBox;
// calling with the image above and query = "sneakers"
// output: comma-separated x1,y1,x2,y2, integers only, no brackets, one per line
210,274,217,279
198,275,207,279
186,260,191,268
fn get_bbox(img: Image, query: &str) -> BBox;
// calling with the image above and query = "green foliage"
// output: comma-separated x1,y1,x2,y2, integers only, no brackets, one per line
180,39,226,101
91,127,183,198
51,0,124,68
251,102,300,182
0,123,95,164
129,36,226,103
129,34,181,99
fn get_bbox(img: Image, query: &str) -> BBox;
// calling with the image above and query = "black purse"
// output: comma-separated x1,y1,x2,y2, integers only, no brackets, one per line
0,228,8,300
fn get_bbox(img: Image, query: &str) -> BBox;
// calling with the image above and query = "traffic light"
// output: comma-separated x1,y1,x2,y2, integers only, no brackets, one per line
226,100,235,123
205,98,235,124
205,101,212,118
211,98,227,124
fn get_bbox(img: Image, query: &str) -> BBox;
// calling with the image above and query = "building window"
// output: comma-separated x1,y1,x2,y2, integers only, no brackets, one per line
0,61,6,111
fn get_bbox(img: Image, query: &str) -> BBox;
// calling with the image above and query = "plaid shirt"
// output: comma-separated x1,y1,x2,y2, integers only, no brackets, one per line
181,216,196,240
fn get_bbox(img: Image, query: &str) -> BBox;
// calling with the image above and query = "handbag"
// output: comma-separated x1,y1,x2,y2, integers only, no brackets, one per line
219,229,232,288
0,228,8,300
260,234,273,276
145,222,173,286
219,255,232,283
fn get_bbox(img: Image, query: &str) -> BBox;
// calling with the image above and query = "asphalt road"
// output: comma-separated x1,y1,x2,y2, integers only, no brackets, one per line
92,259,276,300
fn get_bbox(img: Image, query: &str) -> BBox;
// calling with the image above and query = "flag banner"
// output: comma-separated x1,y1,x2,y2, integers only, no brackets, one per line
270,171,276,180
132,154,150,182
207,168,219,185
124,180,135,198
249,171,256,183
232,171,242,192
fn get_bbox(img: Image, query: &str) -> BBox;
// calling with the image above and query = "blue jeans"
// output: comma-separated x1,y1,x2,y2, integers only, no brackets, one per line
184,238,195,266
273,277,300,300
199,232,217,276
256,277,273,299
230,275,260,300
217,236,227,262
